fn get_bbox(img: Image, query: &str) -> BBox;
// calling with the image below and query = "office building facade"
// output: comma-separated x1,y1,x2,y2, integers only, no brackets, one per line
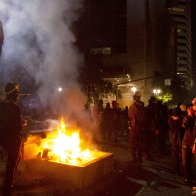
77,0,177,106
168,0,192,88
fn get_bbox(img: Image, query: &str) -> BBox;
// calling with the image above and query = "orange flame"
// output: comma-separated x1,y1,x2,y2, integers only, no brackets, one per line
25,118,104,166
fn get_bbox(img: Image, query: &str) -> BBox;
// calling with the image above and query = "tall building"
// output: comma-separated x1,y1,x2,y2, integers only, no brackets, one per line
127,0,177,103
191,0,196,80
77,0,177,106
168,0,192,88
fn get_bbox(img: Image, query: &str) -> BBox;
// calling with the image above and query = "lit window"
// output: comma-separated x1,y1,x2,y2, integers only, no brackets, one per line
91,47,111,55
172,7,185,12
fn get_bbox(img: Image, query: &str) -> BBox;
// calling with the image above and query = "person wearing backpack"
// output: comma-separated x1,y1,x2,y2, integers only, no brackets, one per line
0,82,23,196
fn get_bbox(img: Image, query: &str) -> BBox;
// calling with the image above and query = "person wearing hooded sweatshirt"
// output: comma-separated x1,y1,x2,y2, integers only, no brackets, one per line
0,82,23,196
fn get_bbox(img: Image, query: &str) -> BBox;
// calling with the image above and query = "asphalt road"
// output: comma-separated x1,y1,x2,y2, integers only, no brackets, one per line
0,139,195,195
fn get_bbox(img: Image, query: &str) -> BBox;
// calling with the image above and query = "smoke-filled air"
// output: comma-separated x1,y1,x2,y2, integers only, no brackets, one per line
0,0,88,117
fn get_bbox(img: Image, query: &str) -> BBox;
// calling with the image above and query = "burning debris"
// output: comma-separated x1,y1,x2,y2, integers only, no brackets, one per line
24,117,110,167
18,117,114,190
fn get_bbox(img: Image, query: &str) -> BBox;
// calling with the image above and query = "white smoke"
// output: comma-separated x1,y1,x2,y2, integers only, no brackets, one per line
0,0,85,110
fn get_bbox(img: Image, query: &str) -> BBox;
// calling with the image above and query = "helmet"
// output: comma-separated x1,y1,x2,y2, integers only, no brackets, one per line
180,104,186,112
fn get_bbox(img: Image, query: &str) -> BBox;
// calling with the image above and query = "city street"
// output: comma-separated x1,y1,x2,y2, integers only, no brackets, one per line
0,138,194,196
0,0,196,195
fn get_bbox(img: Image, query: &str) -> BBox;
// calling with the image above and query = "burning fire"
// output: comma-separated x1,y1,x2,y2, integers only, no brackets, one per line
24,118,104,166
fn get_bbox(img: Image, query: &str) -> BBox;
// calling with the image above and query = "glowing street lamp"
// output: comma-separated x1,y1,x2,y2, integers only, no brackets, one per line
58,87,63,92
153,88,161,96
131,86,137,94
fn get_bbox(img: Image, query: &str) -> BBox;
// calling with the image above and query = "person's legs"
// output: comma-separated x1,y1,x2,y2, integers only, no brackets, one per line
158,129,167,155
129,128,137,162
171,144,181,174
136,130,143,161
3,153,17,195
3,141,22,196
182,145,192,182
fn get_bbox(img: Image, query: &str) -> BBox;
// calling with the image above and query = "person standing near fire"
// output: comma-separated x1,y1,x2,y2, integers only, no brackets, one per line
0,82,23,195
111,101,122,144
128,91,146,162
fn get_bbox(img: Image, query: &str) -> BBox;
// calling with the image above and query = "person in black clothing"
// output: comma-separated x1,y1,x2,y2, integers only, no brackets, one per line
97,99,104,141
122,106,130,137
146,97,158,154
0,82,23,196
103,102,114,143
168,107,183,175
181,106,195,184
111,101,122,144
156,100,169,155
179,104,187,141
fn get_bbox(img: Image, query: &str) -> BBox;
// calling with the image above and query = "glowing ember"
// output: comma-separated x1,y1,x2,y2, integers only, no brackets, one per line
25,118,104,166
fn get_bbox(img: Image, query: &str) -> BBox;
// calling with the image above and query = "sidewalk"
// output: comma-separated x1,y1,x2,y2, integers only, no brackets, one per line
102,141,194,196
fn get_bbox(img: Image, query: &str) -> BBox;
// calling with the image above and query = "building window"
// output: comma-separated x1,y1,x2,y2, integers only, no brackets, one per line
171,7,185,12
91,47,111,55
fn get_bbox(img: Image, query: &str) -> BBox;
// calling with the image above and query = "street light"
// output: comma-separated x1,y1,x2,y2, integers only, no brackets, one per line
153,88,161,96
58,87,63,92
131,86,137,94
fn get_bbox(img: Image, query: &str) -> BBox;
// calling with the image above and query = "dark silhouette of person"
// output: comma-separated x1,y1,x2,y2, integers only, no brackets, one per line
128,91,145,162
146,96,158,152
168,107,183,175
103,102,114,142
156,100,169,155
178,103,187,141
181,106,196,184
122,106,130,137
111,101,122,144
0,82,23,195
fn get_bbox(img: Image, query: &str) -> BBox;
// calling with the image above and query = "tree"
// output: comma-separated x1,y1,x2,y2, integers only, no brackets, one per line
163,75,190,104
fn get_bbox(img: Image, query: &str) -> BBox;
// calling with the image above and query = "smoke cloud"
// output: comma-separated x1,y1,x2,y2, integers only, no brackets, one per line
0,0,85,111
